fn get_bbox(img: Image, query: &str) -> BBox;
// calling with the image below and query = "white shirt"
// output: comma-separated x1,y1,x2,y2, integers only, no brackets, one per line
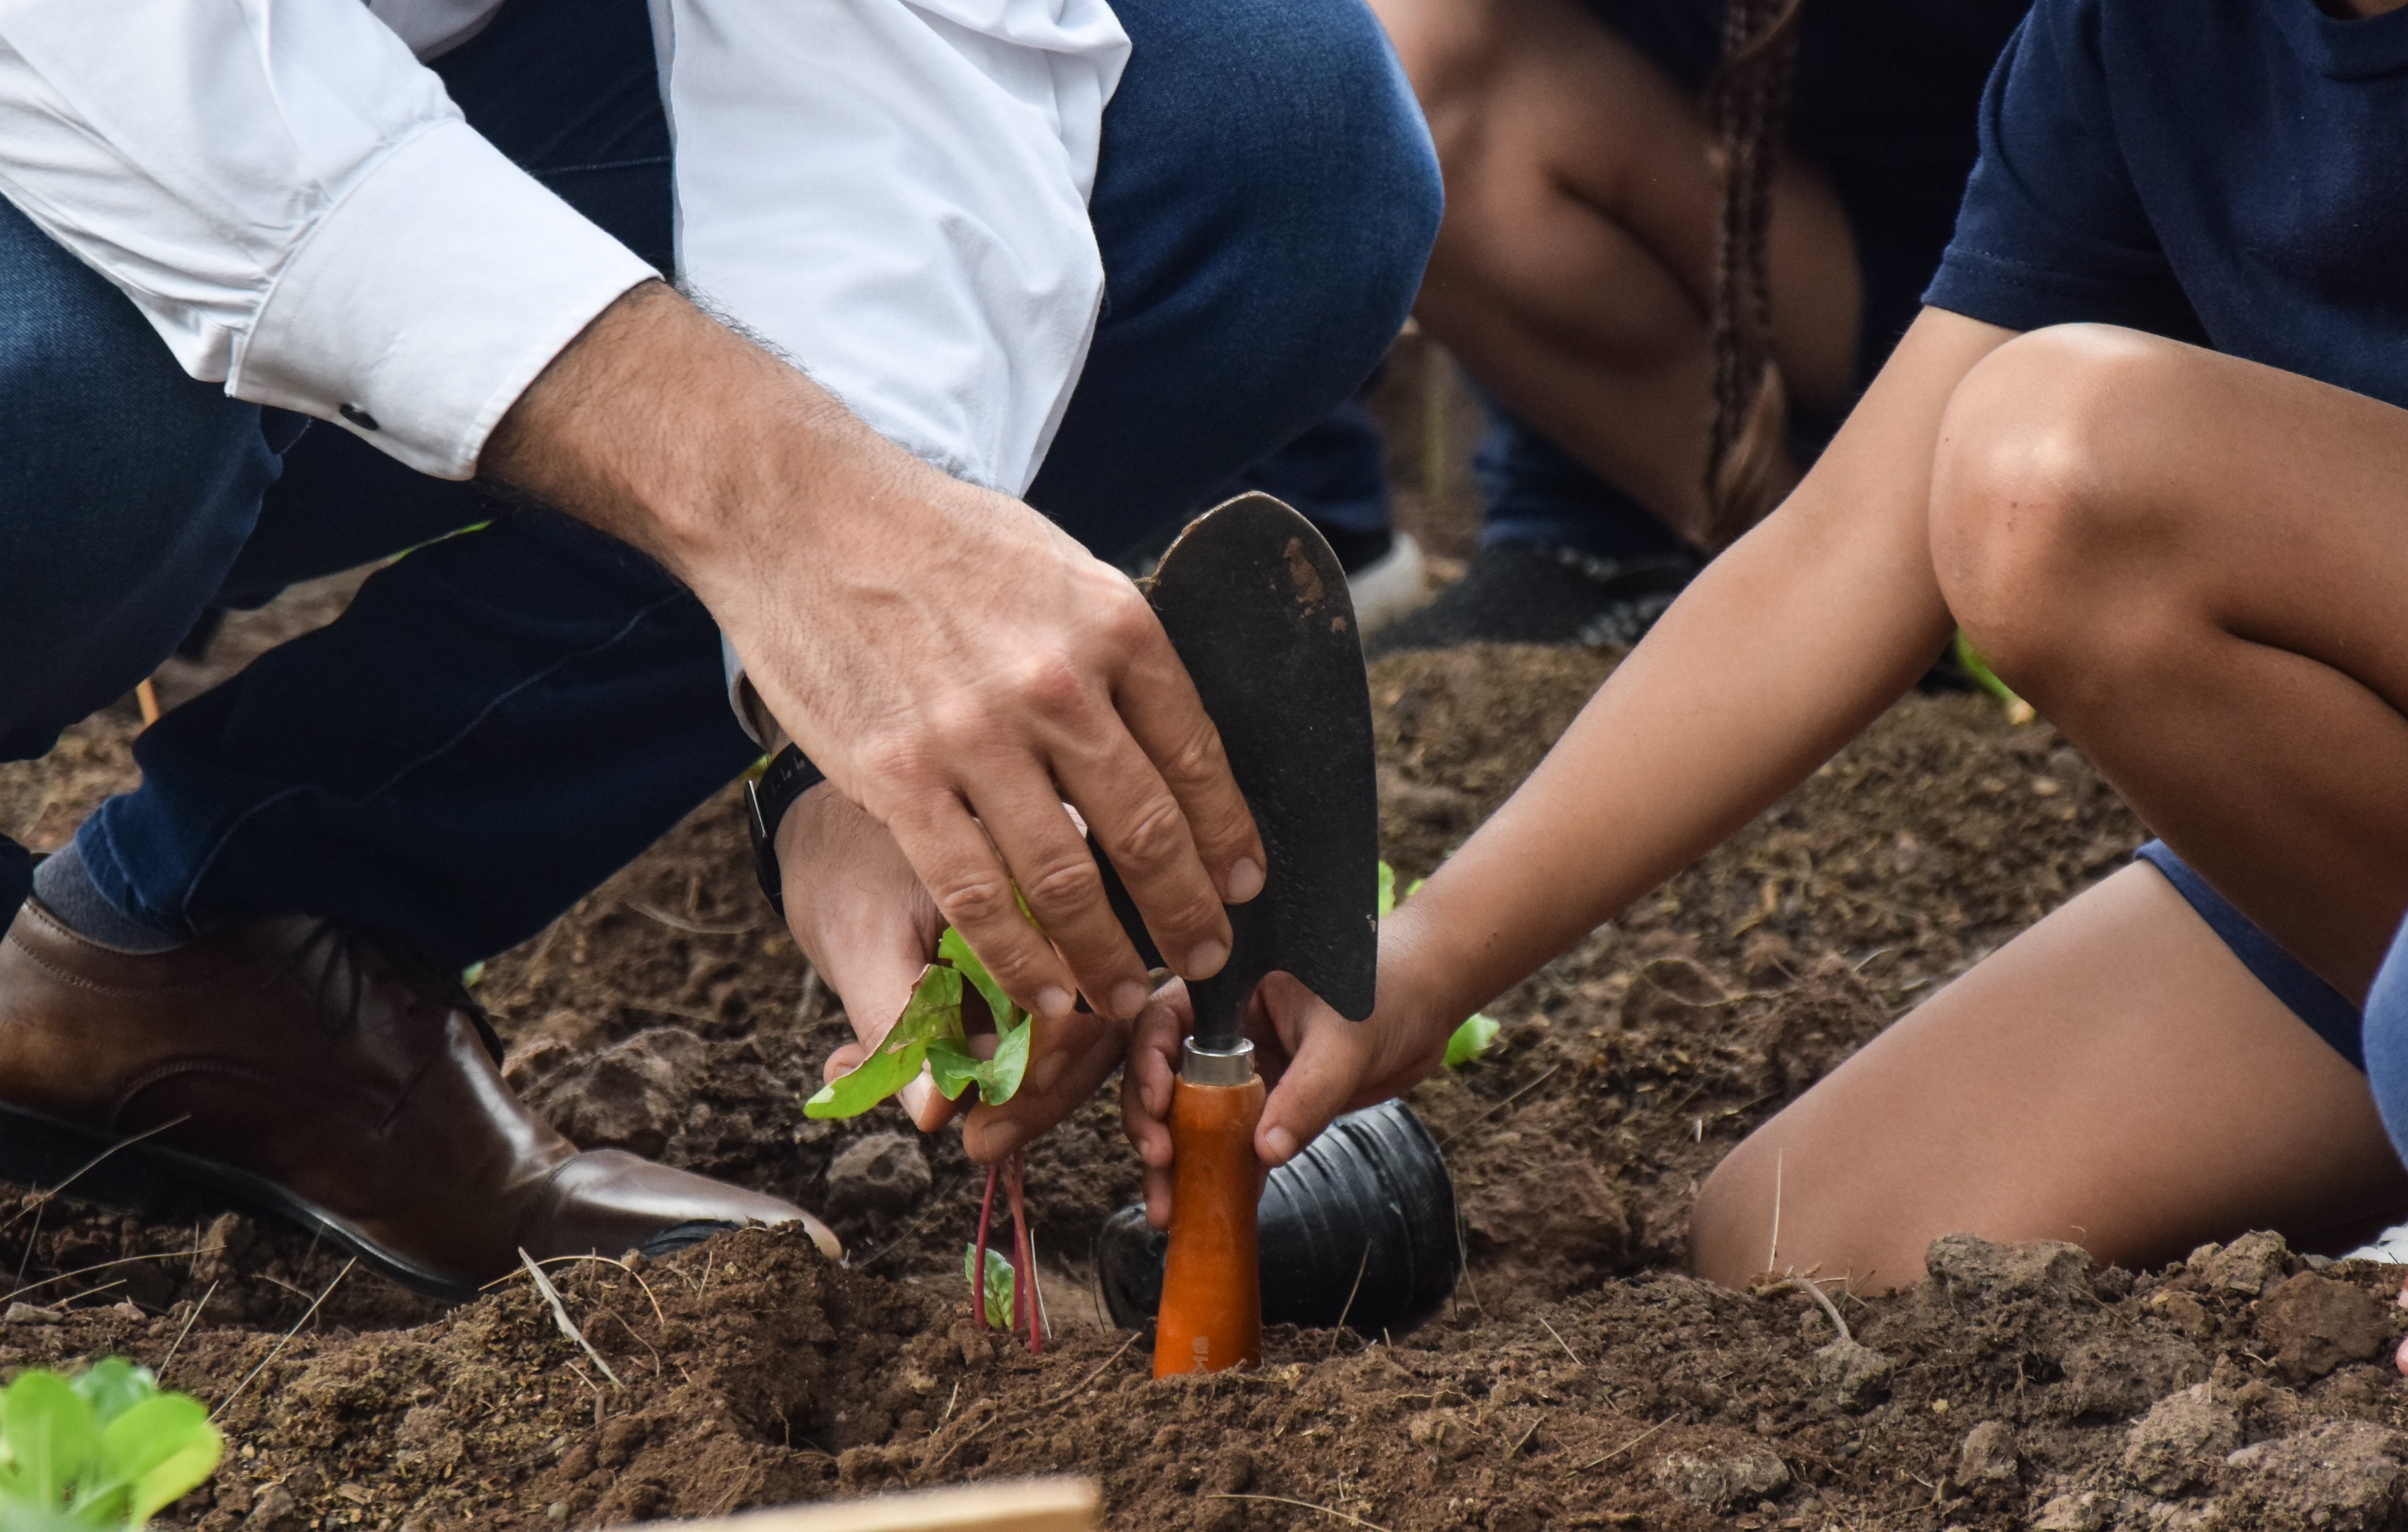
0,0,1129,495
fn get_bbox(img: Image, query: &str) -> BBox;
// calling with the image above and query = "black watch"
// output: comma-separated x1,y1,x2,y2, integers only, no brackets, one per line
743,745,827,915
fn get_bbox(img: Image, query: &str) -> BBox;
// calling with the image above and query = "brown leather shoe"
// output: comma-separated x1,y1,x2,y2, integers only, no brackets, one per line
0,900,839,1297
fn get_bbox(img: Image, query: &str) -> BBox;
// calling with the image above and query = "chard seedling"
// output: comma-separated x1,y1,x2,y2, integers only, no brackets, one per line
804,926,1046,1350
802,929,1031,1119
1377,862,1499,1068
0,1359,220,1530
962,1242,1017,1329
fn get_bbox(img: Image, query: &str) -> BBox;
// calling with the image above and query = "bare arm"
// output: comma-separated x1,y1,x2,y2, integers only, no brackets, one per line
1128,308,2019,1192
481,283,1266,1030
1391,311,2014,1020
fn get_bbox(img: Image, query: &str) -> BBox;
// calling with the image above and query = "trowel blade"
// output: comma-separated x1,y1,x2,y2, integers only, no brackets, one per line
1096,493,1380,1047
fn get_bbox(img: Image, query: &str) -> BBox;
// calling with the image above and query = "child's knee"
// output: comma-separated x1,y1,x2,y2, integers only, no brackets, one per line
1929,324,2189,684
1689,1139,1777,1288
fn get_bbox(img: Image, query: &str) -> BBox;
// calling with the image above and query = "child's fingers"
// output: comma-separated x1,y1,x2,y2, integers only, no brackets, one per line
1255,997,1373,1169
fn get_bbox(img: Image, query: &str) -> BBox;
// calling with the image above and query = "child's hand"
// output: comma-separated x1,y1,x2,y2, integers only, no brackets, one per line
1120,966,1454,1228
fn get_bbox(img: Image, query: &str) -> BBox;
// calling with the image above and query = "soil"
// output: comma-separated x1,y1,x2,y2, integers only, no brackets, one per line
6,600,2408,1532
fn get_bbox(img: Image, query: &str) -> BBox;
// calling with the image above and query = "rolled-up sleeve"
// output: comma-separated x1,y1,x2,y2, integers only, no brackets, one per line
656,0,1129,496
0,0,655,478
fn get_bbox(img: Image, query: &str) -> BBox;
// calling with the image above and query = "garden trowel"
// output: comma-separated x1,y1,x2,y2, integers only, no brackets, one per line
1093,491,1380,1376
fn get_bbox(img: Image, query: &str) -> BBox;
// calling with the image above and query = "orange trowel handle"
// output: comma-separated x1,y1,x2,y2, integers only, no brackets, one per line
1152,1073,1266,1376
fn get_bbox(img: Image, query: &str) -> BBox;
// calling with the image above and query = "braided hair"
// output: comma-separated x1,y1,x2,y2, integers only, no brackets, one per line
1703,0,1805,550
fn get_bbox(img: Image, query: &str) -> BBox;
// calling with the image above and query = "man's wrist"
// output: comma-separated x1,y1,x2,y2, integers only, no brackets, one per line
745,746,828,913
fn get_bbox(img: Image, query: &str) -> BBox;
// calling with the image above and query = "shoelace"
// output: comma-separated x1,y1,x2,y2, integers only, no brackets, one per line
276,921,507,1063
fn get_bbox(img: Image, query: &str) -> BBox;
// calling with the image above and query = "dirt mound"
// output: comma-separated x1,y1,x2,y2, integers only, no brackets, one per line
14,636,2408,1532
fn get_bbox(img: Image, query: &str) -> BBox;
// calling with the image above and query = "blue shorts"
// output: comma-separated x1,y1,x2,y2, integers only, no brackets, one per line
2136,842,2363,1069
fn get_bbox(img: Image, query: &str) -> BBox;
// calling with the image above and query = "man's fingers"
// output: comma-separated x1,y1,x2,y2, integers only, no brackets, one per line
823,1041,866,1078
902,1076,958,1134
887,792,1082,1023
1051,732,1233,988
1112,628,1266,905
964,770,1154,1019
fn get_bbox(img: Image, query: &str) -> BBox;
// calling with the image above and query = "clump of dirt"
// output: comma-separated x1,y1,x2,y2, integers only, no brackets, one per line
12,628,2408,1532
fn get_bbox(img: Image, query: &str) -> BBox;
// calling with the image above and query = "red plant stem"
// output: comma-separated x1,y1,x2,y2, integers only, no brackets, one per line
1004,1153,1042,1355
972,1162,1001,1329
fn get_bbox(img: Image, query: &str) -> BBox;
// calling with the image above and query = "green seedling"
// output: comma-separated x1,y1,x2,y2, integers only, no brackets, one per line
962,1242,1017,1330
1952,630,2036,725
1378,862,1499,1068
0,1359,220,1531
802,927,1048,1352
803,929,1031,1119
1443,1013,1501,1069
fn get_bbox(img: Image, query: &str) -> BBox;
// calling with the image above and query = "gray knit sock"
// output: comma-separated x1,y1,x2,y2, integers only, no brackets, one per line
31,842,186,954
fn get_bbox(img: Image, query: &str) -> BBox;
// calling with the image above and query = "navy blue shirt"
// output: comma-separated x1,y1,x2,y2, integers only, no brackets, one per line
1925,0,2408,409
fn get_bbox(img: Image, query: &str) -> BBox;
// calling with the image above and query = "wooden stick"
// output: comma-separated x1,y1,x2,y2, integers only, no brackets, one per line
664,1477,1096,1532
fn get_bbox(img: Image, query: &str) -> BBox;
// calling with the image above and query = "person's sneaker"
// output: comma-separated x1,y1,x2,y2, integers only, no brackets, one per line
1366,542,1700,657
1346,530,1431,638
0,901,837,1297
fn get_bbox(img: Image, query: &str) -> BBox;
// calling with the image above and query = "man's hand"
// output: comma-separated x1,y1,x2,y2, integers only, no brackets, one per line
780,783,1136,1163
1121,964,1454,1228
484,282,1266,1025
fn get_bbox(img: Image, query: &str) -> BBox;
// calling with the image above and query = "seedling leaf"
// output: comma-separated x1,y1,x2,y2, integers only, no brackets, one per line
1443,1013,1500,1069
100,1397,219,1528
1377,862,1396,919
962,1243,1017,1329
3,1372,96,1513
0,1362,216,1531
803,964,963,1119
66,1364,150,1434
802,930,1038,1118
925,1007,1033,1106
938,929,1020,1037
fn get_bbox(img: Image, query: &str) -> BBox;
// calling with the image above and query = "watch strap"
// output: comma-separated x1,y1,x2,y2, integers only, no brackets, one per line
744,745,827,914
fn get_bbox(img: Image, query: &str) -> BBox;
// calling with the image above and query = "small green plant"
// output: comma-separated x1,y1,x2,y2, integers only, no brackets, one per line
1378,862,1499,1068
962,1242,1017,1329
1442,1012,1501,1068
0,1359,220,1531
1952,631,2036,725
805,927,1046,1350
803,929,1031,1119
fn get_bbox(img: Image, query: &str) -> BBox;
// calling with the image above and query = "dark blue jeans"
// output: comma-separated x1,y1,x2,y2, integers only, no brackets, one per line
0,0,1438,961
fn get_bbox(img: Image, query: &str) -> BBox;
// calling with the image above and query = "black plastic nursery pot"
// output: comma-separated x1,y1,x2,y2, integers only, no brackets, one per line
1095,1098,1461,1337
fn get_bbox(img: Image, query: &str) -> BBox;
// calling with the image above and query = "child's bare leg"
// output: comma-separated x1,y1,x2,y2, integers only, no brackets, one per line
1933,324,2408,996
1695,324,2408,1287
1691,866,2408,1289
1372,0,1860,543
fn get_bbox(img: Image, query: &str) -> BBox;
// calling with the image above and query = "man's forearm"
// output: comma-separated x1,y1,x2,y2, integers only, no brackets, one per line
483,281,883,588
